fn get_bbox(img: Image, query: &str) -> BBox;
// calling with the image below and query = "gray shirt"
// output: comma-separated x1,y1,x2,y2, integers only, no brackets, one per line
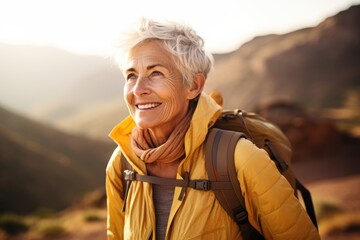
152,184,175,240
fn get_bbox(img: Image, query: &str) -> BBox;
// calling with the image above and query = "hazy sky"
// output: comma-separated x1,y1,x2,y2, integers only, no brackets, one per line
0,0,359,56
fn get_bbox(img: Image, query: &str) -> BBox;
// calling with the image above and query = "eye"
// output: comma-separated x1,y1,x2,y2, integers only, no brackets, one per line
126,73,137,81
150,71,163,78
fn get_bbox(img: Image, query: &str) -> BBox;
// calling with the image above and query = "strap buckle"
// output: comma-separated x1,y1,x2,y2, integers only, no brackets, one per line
123,170,136,181
234,207,249,225
193,180,211,191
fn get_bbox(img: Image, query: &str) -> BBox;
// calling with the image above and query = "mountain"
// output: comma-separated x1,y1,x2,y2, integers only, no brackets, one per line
0,105,114,214
0,44,125,139
0,5,359,140
206,5,360,135
252,100,360,183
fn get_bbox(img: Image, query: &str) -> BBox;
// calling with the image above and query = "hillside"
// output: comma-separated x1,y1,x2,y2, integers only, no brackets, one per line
1,5,359,140
206,5,360,136
252,100,360,183
1,5,359,239
0,44,125,139
0,105,114,214
0,45,120,113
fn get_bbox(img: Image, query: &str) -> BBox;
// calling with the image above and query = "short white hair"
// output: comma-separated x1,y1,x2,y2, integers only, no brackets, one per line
119,18,214,86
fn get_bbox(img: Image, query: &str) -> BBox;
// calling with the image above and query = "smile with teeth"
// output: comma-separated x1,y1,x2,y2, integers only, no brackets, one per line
136,103,161,110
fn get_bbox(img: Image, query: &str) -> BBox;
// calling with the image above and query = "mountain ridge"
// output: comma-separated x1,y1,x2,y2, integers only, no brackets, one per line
1,5,359,140
1,4,359,216
204,5,360,138
0,104,114,214
206,5,360,111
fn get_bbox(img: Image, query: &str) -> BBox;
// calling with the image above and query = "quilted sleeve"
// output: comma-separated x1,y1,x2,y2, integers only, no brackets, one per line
234,138,320,240
106,147,125,240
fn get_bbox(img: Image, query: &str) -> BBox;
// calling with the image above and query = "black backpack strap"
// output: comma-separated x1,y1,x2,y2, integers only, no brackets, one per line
296,179,318,229
205,128,264,240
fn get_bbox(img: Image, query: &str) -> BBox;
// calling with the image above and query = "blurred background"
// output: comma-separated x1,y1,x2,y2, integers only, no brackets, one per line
0,0,359,239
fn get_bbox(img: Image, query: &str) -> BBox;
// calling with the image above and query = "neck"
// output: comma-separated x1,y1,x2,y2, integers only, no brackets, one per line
148,104,192,146
130,102,195,164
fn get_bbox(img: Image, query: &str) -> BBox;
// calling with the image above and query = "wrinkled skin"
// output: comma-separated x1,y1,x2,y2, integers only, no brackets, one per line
122,40,205,177
123,40,201,144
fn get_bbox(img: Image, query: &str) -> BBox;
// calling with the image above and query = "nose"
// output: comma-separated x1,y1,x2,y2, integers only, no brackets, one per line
133,75,150,96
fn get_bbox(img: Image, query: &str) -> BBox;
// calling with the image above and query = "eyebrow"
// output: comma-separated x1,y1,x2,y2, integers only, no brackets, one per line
125,64,167,73
147,64,166,70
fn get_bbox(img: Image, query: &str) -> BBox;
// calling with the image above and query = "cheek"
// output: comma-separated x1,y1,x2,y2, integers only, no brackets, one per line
159,85,188,120
124,85,134,113
123,85,130,102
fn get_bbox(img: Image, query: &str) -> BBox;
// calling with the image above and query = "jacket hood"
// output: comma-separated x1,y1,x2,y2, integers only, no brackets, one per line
109,92,222,167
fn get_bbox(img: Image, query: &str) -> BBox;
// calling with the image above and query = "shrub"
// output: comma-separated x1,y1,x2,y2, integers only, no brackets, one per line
315,200,343,221
0,214,28,235
40,222,66,238
83,212,101,222
32,207,56,219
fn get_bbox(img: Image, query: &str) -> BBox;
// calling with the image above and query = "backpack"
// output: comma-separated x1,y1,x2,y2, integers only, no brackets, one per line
120,109,318,240
204,109,318,239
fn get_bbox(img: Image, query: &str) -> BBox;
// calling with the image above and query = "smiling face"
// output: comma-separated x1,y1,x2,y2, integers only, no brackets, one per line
123,40,195,139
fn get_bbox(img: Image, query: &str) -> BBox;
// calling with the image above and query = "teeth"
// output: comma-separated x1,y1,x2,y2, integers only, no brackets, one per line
137,103,160,110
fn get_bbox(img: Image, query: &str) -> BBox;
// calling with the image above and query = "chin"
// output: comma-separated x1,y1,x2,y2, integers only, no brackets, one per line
135,120,156,130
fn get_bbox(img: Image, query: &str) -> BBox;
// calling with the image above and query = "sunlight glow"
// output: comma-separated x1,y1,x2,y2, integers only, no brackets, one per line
0,0,359,56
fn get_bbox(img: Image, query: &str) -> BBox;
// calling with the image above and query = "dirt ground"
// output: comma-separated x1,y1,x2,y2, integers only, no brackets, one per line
308,175,360,240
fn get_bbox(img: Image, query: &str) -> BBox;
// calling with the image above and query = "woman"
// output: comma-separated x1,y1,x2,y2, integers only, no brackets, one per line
106,18,320,240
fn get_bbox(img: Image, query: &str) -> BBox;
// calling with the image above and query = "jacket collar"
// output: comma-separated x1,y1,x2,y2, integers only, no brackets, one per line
109,92,222,170
184,92,222,156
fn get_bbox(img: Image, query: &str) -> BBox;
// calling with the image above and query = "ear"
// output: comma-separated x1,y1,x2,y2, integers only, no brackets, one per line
187,74,205,100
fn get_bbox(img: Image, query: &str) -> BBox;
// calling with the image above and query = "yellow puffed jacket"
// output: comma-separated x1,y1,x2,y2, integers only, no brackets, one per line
106,92,320,240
